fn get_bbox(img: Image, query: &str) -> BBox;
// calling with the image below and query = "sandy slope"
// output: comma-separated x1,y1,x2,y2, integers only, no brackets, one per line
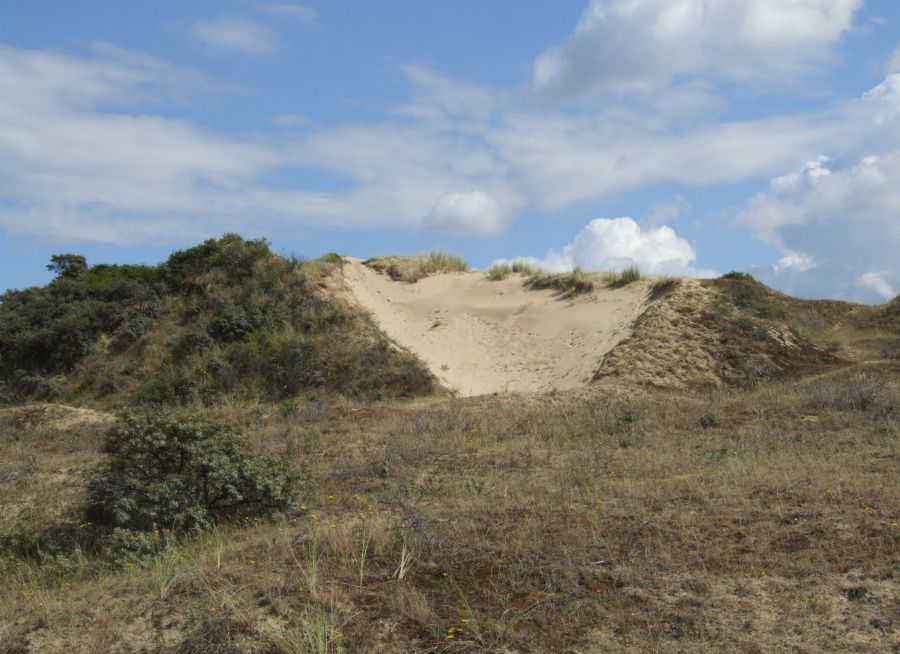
341,259,650,396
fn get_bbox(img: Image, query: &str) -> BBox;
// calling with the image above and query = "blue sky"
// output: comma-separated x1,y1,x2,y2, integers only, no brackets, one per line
1,1,899,302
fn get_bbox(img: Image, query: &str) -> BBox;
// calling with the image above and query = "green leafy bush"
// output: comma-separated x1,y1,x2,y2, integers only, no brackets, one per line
84,412,306,532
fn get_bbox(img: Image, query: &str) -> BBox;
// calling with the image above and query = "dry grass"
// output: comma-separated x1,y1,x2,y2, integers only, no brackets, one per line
485,261,542,281
363,252,469,284
526,266,598,298
2,364,898,653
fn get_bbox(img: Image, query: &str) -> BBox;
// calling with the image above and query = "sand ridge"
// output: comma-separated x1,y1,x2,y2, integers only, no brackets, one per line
341,259,651,396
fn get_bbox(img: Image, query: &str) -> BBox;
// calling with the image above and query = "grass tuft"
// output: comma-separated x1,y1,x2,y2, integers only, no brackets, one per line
486,260,542,281
610,264,641,287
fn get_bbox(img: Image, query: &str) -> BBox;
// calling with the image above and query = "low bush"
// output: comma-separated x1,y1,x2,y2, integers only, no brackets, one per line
84,412,306,532
722,271,757,282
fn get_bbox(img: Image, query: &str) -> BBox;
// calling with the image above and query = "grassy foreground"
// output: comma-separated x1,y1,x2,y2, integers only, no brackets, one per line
1,367,898,653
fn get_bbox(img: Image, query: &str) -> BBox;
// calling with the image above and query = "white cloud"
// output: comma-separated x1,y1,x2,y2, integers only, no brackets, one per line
425,191,506,236
774,252,817,274
0,0,895,306
0,45,524,244
888,44,900,74
494,217,713,277
188,17,277,55
738,75,900,301
857,272,896,301
533,0,862,99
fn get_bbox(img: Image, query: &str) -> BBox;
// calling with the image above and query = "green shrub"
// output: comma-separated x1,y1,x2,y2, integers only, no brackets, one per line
207,303,266,342
722,271,757,282
85,412,305,533
2,235,437,405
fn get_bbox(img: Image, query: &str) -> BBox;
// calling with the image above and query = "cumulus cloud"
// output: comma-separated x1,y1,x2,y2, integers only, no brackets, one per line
0,0,895,305
773,252,817,275
856,272,896,301
425,191,506,236
533,0,862,99
188,17,277,54
0,45,525,244
494,217,713,277
738,73,900,302
888,44,900,74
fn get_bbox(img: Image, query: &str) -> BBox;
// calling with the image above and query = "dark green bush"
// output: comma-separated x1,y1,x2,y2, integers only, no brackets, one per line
1,234,436,405
207,303,265,342
722,271,757,282
85,412,305,532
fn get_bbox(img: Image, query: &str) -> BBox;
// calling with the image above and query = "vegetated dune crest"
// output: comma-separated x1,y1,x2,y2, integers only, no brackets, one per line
341,258,656,396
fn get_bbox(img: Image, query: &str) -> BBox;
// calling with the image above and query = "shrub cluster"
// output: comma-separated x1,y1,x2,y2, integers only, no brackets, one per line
85,412,305,532
1,235,436,405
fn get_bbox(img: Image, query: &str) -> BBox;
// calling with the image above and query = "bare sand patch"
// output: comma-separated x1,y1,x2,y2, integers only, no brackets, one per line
341,259,650,396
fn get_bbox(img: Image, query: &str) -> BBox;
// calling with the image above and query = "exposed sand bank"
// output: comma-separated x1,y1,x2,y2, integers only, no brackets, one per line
341,259,650,396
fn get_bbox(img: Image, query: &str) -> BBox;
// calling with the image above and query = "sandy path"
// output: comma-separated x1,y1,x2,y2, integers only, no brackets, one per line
341,260,650,396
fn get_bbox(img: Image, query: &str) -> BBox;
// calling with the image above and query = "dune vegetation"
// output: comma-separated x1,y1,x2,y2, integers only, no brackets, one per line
1,237,898,653
0,235,436,407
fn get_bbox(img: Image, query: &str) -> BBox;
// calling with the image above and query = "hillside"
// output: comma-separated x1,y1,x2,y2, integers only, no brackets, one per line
342,258,649,395
345,260,879,395
0,236,436,407
1,246,898,653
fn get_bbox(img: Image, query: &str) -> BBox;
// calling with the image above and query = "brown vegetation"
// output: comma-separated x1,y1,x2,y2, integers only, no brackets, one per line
2,364,898,652
2,253,899,652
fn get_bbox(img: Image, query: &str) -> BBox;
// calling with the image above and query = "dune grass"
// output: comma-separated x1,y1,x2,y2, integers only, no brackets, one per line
363,251,469,283
486,260,542,281
610,264,641,287
1,369,897,652
526,266,596,297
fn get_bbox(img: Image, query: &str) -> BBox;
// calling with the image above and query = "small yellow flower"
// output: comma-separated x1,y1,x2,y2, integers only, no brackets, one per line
327,495,334,502
442,572,449,577
210,607,217,613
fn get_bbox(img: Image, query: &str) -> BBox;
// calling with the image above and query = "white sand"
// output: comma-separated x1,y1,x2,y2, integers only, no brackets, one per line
341,259,650,396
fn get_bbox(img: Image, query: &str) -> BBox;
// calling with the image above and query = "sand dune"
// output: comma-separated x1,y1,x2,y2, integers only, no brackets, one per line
341,259,650,396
